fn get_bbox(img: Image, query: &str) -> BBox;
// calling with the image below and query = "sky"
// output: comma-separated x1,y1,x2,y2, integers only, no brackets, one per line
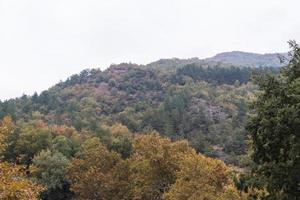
0,0,300,100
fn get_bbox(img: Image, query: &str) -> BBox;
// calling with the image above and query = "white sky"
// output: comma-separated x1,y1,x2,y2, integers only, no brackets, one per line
0,0,300,100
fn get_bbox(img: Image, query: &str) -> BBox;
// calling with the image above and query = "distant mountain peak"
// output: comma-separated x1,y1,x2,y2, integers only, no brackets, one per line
206,51,288,67
145,51,288,70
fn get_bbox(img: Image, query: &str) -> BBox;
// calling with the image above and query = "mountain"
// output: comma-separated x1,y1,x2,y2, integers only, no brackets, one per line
144,51,287,70
0,55,280,166
206,51,288,67
0,48,296,200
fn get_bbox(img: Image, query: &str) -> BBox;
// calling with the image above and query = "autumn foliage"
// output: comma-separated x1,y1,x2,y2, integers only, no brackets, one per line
0,116,15,155
67,133,243,200
0,113,247,200
0,162,44,200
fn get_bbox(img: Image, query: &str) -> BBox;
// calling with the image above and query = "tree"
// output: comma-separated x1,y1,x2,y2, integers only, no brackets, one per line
0,117,44,200
31,149,71,200
0,162,44,200
128,133,193,200
0,116,15,156
247,41,300,199
67,137,124,200
163,152,242,200
106,123,133,157
14,120,52,166
51,135,75,158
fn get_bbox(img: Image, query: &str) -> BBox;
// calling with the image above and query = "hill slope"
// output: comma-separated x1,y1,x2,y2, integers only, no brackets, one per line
0,58,279,165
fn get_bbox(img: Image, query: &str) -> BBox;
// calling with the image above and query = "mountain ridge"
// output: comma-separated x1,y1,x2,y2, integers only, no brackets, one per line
206,51,288,67
142,51,288,71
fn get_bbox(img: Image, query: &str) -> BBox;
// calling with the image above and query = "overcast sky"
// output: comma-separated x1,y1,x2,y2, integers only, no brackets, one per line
0,0,300,100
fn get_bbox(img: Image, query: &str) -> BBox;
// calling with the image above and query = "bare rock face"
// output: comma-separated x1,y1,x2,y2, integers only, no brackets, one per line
189,98,228,122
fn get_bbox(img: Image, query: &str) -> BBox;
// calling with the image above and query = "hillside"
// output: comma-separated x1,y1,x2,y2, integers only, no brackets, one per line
0,54,289,200
0,58,279,166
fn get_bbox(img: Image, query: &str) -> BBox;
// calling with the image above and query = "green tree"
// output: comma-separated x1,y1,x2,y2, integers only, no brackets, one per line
51,135,74,158
95,123,133,158
31,149,73,200
247,41,300,199
14,121,52,166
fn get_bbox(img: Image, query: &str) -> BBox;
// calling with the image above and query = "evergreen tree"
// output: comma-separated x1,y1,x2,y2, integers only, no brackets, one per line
247,41,300,199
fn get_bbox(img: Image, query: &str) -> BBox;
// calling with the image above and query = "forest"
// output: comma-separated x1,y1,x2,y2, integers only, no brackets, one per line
0,42,299,200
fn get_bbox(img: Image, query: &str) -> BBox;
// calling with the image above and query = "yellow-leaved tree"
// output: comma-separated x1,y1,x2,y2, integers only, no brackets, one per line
128,133,193,200
0,116,15,155
163,152,243,200
0,116,44,200
67,132,245,200
67,137,127,200
0,162,44,200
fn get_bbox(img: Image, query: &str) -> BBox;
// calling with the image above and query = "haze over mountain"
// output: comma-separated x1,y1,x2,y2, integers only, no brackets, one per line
147,51,287,70
207,51,288,67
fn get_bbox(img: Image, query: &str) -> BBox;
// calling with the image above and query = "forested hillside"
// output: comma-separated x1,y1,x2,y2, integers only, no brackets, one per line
0,53,286,200
0,61,278,166
2,0,300,198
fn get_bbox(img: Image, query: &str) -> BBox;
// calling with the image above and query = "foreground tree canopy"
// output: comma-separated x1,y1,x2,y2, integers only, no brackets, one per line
0,117,44,200
247,41,300,199
66,133,244,200
0,116,246,200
